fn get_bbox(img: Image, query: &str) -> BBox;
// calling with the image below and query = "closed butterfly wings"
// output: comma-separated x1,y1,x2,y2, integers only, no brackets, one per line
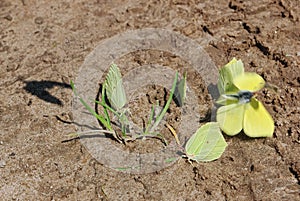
185,122,227,162
104,63,127,111
217,58,245,105
217,58,244,95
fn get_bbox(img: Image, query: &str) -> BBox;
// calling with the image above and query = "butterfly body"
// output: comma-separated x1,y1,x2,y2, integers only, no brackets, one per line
223,90,253,104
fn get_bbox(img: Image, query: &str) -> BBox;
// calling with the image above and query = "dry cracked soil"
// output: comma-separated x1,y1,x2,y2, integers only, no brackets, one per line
0,0,299,200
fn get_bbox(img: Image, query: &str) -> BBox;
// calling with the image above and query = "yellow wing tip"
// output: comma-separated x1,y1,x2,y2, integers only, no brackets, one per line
218,122,242,136
244,124,274,138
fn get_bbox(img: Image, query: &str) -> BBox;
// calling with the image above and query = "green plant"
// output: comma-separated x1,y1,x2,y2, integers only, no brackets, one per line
69,58,275,165
71,63,179,144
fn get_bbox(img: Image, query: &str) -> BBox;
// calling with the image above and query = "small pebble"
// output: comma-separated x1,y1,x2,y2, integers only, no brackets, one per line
4,15,12,21
34,17,44,24
0,160,6,168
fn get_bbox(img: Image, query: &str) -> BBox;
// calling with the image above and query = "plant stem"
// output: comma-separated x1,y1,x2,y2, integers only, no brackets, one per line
102,83,111,126
95,100,129,136
150,72,178,133
144,104,155,134
70,81,113,131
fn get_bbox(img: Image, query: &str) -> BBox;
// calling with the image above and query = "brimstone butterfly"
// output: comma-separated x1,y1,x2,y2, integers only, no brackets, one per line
185,122,227,162
216,58,274,137
104,63,127,111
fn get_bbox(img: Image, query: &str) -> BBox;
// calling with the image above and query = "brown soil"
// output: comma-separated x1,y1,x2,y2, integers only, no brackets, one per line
0,0,299,200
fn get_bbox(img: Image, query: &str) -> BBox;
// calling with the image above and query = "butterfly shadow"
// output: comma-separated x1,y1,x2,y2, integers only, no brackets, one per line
23,80,71,105
207,83,220,102
223,131,257,142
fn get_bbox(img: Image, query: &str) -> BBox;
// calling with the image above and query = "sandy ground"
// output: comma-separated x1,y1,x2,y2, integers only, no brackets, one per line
0,0,299,200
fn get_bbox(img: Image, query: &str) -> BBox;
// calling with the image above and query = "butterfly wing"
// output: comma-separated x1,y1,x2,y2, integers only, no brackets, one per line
111,79,127,110
243,98,274,137
185,124,208,161
105,64,127,111
233,72,265,92
193,123,227,162
218,58,244,95
217,103,245,136
185,122,227,162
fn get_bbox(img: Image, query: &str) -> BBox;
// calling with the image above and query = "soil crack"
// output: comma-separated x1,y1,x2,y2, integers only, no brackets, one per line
254,37,289,67
289,163,300,185
254,37,270,56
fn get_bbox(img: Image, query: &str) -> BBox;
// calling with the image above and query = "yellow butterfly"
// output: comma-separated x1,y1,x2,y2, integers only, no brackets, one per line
216,59,274,137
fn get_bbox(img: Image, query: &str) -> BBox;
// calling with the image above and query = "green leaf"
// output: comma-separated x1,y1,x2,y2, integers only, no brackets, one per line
185,122,227,162
70,81,112,131
174,72,187,107
104,63,127,111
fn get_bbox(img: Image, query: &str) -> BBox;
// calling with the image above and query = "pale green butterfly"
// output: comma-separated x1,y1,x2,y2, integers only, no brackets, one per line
104,63,127,111
185,122,227,163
